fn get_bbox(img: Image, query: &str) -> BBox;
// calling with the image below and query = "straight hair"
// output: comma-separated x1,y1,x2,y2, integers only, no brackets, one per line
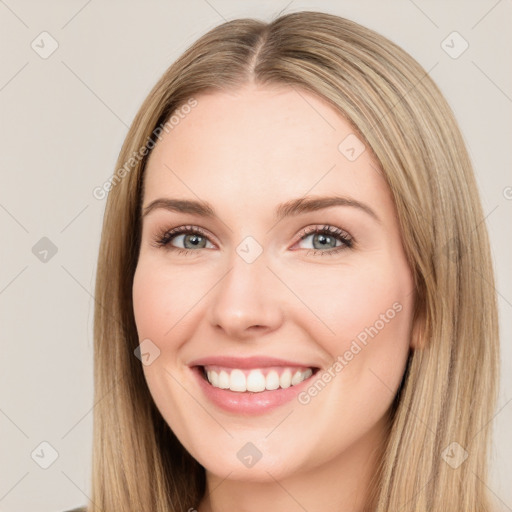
89,11,499,512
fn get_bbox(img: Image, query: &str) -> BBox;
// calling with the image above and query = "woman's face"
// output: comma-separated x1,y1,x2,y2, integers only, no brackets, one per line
132,84,415,483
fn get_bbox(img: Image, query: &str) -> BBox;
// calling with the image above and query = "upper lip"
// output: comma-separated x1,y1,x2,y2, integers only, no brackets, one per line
188,356,318,369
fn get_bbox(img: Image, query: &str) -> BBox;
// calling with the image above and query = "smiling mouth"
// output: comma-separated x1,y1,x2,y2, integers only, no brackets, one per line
198,365,319,393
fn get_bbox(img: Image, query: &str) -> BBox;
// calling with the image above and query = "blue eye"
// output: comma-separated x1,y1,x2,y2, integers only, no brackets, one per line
152,225,213,254
152,224,353,256
296,225,353,255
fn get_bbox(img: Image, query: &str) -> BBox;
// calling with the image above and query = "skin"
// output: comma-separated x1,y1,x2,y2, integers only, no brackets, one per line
132,83,416,512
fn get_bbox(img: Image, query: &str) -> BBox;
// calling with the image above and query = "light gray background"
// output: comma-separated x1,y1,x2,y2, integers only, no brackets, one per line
0,1,510,511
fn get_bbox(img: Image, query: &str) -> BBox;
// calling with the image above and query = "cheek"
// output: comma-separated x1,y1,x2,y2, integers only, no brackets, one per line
288,258,414,451
132,261,192,406
300,255,410,325
132,261,204,445
132,258,205,340
296,256,414,386
132,264,170,338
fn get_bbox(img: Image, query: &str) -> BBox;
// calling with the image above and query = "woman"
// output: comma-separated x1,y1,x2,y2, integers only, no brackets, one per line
81,10,499,512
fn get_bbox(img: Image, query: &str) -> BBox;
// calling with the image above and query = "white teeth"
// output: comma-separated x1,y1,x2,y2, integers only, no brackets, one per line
209,370,219,387
218,370,230,389
230,369,246,392
265,370,280,390
280,369,292,388
291,370,303,386
205,367,314,393
246,370,266,392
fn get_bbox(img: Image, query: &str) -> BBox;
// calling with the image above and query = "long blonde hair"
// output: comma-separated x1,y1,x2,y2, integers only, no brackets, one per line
90,11,499,511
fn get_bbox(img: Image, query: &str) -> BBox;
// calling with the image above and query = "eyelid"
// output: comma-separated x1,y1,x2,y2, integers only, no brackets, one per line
151,223,354,253
151,224,217,249
295,224,352,242
291,224,354,253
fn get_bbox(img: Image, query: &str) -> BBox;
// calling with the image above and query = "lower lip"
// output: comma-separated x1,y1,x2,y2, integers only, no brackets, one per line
191,366,316,415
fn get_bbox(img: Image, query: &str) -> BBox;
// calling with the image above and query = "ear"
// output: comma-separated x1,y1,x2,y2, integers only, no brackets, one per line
409,301,427,350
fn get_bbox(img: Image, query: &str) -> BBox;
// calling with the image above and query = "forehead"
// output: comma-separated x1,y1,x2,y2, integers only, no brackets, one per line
143,84,390,213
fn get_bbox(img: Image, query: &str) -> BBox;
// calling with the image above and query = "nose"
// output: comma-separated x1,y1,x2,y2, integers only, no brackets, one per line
206,250,284,340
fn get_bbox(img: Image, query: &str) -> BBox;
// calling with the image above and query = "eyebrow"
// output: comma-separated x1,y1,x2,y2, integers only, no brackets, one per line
142,195,380,223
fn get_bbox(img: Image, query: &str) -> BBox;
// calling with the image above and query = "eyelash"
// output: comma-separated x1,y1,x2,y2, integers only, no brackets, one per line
151,224,354,257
